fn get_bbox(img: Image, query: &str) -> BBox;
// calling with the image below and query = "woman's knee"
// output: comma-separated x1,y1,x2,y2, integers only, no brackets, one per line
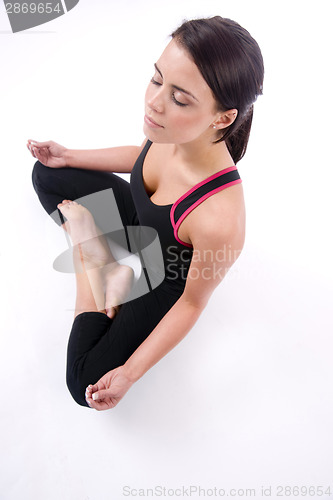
66,369,90,408
31,160,50,193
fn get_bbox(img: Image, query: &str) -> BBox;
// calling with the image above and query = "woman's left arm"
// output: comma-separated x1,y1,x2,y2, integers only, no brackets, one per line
85,297,203,410
86,198,245,410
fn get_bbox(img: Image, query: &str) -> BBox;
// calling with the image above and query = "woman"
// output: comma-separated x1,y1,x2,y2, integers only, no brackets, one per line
28,16,264,411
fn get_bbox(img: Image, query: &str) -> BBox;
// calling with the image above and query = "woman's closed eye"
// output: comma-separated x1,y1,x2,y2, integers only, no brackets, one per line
150,77,162,86
150,77,188,107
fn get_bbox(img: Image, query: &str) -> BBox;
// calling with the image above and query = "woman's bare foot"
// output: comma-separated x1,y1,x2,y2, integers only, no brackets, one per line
57,200,111,267
103,264,134,319
57,200,134,319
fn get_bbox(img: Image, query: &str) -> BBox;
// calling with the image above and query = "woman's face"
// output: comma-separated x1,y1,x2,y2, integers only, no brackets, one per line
143,39,221,145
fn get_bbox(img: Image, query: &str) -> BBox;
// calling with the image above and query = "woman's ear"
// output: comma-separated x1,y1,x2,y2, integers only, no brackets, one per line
213,109,238,130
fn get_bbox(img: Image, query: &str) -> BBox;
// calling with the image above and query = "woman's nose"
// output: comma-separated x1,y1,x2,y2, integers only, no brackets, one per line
147,87,164,113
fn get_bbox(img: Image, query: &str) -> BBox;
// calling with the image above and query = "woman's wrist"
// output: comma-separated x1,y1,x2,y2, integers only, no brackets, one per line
122,360,142,384
63,148,72,167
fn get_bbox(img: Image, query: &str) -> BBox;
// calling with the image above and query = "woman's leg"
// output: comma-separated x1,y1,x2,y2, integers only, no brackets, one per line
31,161,138,229
31,161,175,408
66,283,180,407
59,199,108,317
32,161,138,316
58,199,134,319
59,199,179,408
56,203,179,408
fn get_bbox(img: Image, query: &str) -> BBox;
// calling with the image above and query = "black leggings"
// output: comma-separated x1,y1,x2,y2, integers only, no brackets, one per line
32,161,180,407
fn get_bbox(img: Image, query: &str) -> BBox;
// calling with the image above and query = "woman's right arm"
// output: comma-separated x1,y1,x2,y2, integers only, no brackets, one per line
27,139,146,173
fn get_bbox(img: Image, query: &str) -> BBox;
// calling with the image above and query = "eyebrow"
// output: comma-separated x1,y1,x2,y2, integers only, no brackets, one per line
154,63,199,102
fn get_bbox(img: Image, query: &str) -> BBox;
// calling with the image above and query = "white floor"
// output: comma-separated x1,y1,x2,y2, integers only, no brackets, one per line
1,1,332,499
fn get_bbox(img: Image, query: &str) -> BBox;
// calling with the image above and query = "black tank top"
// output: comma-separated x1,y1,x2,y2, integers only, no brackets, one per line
130,140,242,293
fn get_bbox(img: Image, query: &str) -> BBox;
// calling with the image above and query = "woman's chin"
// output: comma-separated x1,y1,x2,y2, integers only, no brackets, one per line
142,124,168,143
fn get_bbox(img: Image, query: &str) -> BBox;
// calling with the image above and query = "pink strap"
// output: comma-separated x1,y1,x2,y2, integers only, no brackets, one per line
170,170,242,248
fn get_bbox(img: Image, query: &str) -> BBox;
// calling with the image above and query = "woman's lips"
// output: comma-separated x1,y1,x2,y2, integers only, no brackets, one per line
144,114,163,128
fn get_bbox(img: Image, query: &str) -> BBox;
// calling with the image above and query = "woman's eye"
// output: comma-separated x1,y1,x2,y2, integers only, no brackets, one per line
172,92,188,107
150,77,188,107
150,77,162,86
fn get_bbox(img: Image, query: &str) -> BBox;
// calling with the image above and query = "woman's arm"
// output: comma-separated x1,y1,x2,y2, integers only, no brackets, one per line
122,207,245,383
124,295,203,382
86,293,204,410
86,196,245,410
64,144,143,172
27,138,147,172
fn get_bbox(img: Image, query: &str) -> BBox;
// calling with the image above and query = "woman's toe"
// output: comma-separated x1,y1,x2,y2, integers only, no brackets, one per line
106,306,119,319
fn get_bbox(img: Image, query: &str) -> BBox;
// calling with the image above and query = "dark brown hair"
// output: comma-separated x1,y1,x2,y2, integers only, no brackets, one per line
171,16,264,163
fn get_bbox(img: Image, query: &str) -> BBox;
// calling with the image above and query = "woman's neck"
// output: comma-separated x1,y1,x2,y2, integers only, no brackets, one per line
171,136,235,173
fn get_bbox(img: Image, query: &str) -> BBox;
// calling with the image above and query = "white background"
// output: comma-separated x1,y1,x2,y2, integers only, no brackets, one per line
1,1,332,499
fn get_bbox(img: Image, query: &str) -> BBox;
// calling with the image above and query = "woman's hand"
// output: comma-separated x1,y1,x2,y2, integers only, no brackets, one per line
85,366,134,411
27,139,68,168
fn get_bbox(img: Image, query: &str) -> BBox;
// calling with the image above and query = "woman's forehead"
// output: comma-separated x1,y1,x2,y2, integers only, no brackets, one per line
156,39,213,98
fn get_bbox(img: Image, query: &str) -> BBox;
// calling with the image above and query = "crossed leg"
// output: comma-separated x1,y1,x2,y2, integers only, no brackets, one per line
57,199,134,319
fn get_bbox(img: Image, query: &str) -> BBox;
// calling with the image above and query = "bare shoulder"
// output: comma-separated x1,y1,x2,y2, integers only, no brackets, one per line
180,182,245,308
184,181,246,251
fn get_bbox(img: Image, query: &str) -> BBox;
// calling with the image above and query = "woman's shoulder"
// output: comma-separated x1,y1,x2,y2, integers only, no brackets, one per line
182,179,246,250
144,139,245,235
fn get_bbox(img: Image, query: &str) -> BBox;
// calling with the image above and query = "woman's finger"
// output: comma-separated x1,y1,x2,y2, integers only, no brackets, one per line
85,389,95,409
86,399,94,408
85,384,96,408
28,139,51,147
91,388,114,401
87,384,98,393
86,394,101,410
87,397,110,411
85,385,93,397
27,143,35,157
